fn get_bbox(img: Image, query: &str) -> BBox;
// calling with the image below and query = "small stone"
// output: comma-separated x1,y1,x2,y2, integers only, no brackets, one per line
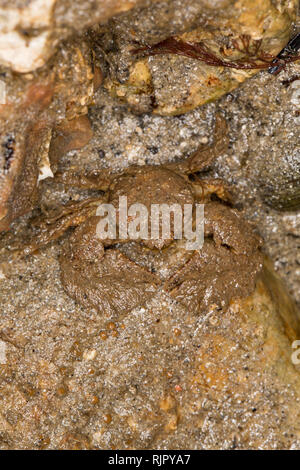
83,349,97,361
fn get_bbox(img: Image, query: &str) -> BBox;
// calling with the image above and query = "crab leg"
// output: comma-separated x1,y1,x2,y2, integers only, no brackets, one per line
164,113,229,175
54,168,112,190
1,198,103,261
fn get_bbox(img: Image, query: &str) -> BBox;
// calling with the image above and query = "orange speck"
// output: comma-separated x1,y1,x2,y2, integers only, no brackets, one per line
56,385,68,397
100,331,108,340
103,413,112,424
206,75,221,87
91,395,99,405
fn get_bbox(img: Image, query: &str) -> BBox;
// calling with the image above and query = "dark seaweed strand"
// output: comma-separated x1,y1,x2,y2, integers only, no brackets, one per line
269,32,300,75
132,36,300,71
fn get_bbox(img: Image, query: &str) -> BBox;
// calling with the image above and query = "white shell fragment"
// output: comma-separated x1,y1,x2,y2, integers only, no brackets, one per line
0,0,57,73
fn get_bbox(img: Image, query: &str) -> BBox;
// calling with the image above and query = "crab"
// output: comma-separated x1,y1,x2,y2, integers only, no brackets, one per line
3,115,263,317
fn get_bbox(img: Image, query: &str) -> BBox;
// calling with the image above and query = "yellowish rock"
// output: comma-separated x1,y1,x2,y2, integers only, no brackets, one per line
105,0,297,115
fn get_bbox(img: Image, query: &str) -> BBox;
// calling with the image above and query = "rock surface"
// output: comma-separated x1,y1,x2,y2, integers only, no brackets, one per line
0,252,299,449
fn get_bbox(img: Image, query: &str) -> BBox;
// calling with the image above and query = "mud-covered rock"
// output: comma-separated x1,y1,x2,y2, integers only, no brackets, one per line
0,82,54,231
0,37,94,231
49,115,94,173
